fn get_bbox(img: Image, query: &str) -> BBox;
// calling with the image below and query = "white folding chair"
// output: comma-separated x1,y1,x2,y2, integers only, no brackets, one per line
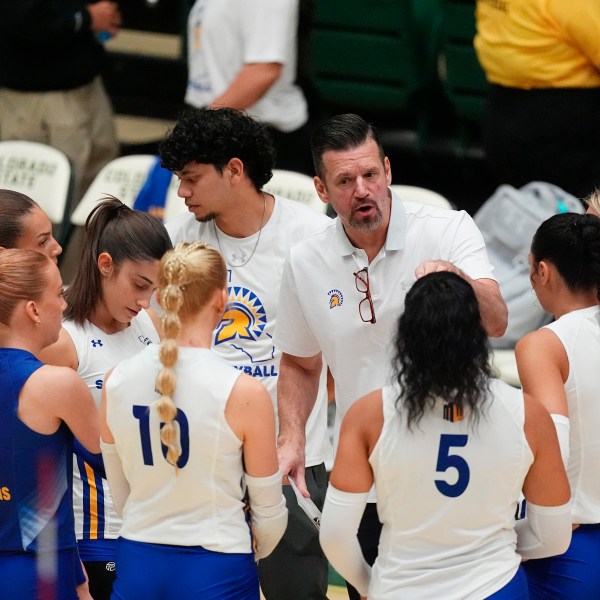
0,140,74,245
70,154,157,226
163,174,188,223
264,169,326,214
390,184,453,209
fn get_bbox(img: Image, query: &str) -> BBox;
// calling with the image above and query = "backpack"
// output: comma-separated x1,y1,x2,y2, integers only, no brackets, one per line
474,181,584,349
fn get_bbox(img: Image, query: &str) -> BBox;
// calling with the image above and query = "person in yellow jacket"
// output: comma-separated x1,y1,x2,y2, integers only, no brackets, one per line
475,0,600,199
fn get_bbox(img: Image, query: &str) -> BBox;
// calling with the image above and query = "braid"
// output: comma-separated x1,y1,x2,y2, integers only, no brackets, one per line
155,241,219,467
156,249,187,466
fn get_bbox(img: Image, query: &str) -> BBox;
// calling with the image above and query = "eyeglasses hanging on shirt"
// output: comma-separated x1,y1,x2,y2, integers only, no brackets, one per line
353,267,376,324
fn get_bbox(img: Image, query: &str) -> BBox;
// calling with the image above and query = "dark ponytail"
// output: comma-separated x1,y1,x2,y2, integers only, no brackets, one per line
531,213,600,301
64,196,172,324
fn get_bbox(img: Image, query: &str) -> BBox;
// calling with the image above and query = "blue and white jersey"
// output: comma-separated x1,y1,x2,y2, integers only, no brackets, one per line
544,305,600,524
368,379,532,600
106,345,251,550
63,310,159,543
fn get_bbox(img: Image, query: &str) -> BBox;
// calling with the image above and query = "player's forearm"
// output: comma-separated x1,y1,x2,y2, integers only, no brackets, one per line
320,486,371,596
100,441,129,516
516,501,571,560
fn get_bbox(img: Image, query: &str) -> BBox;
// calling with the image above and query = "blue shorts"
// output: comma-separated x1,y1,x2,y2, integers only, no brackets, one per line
524,524,600,599
111,537,259,600
0,547,82,600
487,566,529,599
78,537,117,561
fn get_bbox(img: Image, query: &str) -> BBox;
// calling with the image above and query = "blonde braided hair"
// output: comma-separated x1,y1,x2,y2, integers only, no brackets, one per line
156,241,227,466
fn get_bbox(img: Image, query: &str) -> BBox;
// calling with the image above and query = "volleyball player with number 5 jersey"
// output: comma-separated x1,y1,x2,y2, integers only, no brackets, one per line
320,272,571,599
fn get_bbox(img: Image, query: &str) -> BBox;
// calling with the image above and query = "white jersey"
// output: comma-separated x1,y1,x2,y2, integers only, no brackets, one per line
106,344,254,552
369,379,532,600
185,0,307,132
166,196,332,467
544,305,600,524
274,194,497,442
63,310,159,540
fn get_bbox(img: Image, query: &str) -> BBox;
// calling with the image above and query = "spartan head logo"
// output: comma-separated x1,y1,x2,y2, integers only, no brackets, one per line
214,286,267,346
328,289,343,310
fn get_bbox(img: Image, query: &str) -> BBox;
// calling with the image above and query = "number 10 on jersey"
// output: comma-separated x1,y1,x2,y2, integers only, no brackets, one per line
133,405,190,469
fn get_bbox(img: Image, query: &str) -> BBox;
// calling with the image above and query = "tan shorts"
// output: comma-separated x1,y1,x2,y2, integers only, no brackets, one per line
0,76,119,202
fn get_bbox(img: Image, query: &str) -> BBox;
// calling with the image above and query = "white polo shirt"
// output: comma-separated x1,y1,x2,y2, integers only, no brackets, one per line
275,193,496,441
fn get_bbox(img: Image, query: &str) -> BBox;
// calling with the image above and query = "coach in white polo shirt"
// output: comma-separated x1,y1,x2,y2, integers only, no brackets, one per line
274,113,508,600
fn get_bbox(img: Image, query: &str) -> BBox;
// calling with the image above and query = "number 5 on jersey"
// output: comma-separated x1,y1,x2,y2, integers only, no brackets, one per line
435,434,470,498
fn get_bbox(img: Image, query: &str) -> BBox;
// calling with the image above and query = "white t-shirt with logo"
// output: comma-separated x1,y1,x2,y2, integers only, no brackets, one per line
166,196,331,466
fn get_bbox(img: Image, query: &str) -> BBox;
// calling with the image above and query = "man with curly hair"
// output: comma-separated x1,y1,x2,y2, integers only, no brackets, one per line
159,107,332,600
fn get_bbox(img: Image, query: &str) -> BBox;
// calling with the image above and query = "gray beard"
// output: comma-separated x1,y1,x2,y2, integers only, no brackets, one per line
349,208,383,231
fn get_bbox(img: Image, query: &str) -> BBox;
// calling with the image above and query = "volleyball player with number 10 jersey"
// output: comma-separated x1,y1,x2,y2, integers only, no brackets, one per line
100,242,287,600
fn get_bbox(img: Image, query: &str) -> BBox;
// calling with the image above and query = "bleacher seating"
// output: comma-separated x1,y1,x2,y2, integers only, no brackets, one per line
438,0,488,153
102,0,495,212
0,140,74,247
70,155,156,226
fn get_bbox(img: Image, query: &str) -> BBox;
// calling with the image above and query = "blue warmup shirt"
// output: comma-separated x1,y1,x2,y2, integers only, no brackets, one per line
0,348,76,554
